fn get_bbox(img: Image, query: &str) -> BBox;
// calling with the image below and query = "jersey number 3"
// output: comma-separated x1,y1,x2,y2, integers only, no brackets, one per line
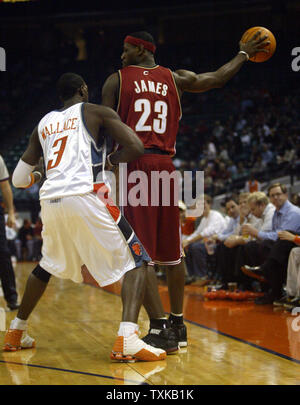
135,99,167,134
47,136,68,170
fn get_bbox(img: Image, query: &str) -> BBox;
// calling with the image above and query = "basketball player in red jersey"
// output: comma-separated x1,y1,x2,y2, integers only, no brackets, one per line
101,31,270,350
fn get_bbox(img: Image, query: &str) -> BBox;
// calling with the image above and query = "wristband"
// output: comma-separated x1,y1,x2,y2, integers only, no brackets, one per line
24,173,35,189
33,171,42,182
238,51,249,61
294,235,300,245
107,153,117,167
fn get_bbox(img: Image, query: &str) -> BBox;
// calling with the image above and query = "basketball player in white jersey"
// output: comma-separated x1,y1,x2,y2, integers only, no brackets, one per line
3,72,166,362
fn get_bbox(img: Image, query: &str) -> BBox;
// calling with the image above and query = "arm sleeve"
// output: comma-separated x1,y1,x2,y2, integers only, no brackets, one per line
201,213,226,238
12,159,35,188
0,155,9,182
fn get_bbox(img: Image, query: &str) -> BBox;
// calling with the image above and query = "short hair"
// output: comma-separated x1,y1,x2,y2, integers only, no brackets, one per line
204,194,212,205
56,72,85,101
268,182,288,196
128,31,156,46
247,191,269,206
224,193,239,206
239,192,250,202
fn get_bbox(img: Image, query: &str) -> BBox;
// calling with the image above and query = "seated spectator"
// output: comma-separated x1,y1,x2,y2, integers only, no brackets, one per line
206,194,240,284
224,192,260,248
183,195,226,283
17,219,35,261
241,192,275,239
240,183,300,304
272,231,300,310
213,192,261,289
210,194,240,244
244,171,261,193
232,192,275,287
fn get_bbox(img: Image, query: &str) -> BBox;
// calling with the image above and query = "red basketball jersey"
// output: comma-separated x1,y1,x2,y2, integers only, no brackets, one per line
117,65,182,156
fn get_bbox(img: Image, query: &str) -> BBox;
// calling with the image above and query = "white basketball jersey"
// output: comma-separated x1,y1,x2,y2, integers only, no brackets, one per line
38,102,111,200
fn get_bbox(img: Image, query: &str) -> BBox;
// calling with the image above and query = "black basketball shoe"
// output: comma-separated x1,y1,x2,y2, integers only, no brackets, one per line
169,316,188,348
142,324,179,354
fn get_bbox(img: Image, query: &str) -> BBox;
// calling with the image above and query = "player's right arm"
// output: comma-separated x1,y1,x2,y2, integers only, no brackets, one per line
12,127,43,189
101,72,119,110
84,103,144,167
174,31,269,95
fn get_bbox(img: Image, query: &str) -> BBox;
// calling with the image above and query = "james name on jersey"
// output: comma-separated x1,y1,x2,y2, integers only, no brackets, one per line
134,79,168,96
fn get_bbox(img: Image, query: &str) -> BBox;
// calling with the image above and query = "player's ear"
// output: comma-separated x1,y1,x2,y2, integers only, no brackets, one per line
137,44,145,56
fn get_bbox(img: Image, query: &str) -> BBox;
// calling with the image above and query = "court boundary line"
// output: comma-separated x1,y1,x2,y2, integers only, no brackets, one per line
98,284,300,366
184,318,300,366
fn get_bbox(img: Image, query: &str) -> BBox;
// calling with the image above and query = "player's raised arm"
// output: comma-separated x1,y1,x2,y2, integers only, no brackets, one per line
12,127,43,189
174,30,270,94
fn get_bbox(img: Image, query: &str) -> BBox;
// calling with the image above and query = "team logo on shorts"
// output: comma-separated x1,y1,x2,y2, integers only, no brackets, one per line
132,242,142,256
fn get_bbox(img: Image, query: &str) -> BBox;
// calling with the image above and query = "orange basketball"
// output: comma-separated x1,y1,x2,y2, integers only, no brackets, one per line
241,26,276,62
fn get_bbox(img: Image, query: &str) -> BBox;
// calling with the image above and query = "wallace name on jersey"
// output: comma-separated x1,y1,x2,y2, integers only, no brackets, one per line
134,79,168,96
41,118,78,139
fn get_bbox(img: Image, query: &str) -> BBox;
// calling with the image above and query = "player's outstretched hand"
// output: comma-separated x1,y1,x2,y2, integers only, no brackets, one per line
239,31,270,58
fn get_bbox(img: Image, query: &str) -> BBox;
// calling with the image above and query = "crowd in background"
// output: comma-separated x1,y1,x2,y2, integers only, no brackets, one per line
1,25,300,297
1,25,299,205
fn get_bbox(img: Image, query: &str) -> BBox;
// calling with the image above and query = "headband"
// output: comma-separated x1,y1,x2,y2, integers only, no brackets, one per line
124,35,156,54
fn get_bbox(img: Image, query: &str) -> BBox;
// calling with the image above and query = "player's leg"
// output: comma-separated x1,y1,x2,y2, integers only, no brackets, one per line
111,264,167,362
165,261,187,347
141,264,179,354
3,265,51,351
121,263,147,322
76,191,166,362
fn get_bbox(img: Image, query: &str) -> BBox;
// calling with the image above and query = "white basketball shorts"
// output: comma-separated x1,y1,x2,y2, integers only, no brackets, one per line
39,191,150,286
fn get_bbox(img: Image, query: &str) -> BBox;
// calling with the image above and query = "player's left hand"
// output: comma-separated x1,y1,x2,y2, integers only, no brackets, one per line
239,31,270,58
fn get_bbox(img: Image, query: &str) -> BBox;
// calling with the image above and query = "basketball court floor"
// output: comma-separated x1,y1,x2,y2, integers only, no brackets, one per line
1,262,300,385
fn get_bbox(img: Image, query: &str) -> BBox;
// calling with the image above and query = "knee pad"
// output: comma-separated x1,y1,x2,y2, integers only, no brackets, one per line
32,265,52,283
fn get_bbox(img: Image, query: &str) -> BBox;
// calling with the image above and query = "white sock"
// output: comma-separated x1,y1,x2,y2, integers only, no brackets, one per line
10,317,27,331
118,322,139,337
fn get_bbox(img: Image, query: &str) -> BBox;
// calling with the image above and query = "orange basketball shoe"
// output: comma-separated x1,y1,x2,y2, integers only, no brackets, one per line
3,329,35,352
110,333,166,362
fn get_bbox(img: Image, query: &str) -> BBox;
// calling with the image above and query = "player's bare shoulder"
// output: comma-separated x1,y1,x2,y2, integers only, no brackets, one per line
101,72,119,109
83,103,121,134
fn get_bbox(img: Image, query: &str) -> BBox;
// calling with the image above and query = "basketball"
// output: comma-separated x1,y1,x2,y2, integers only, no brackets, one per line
241,26,276,62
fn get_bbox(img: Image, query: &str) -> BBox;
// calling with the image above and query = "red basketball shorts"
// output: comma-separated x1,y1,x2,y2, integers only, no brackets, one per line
119,154,182,265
